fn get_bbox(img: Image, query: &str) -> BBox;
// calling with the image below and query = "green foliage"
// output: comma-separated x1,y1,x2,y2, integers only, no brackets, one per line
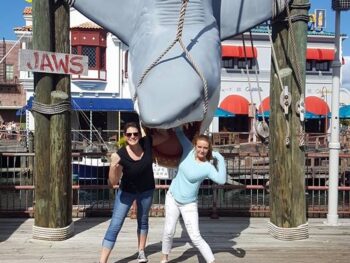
116,136,127,149
340,119,350,127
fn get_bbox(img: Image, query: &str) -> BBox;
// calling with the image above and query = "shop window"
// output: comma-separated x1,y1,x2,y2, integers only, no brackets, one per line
306,59,331,72
315,61,330,71
237,58,253,69
305,119,327,133
306,60,313,71
222,58,235,69
219,115,250,132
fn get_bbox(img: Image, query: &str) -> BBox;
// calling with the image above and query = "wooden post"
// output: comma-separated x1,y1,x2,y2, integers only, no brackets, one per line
268,0,309,240
48,1,72,229
33,0,54,229
32,0,73,240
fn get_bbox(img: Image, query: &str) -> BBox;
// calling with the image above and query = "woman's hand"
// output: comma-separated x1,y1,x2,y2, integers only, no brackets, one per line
108,153,122,188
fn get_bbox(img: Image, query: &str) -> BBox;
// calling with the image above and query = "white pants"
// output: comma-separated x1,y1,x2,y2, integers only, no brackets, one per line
161,192,215,263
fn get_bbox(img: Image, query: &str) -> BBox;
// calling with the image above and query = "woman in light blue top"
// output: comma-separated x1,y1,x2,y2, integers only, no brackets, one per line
161,128,226,263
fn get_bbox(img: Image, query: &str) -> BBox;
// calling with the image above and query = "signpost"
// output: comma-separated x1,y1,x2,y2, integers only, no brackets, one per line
31,0,74,241
19,49,88,75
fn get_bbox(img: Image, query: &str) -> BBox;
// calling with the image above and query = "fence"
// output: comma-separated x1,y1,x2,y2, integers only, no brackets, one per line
1,150,349,218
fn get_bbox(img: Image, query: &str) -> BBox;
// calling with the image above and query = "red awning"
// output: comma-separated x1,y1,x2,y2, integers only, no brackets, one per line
305,96,330,115
306,48,335,61
222,45,241,57
258,97,270,113
222,45,257,58
219,95,250,115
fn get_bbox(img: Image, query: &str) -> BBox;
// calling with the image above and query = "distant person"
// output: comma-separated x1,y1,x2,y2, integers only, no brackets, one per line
100,122,168,263
161,128,226,263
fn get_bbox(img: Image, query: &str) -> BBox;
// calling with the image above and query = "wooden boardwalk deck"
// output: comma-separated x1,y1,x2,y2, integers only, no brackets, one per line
1,217,350,263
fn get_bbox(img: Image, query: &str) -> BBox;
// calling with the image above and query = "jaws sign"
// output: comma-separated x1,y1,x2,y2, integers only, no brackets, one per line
19,49,88,75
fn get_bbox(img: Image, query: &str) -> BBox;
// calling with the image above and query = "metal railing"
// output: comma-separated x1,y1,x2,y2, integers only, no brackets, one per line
1,150,349,218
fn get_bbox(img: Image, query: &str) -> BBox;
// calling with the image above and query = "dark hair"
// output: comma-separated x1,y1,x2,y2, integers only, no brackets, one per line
192,134,213,161
123,122,141,134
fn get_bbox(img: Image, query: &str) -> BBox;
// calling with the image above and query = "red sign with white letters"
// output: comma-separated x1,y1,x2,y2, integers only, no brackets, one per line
19,49,88,75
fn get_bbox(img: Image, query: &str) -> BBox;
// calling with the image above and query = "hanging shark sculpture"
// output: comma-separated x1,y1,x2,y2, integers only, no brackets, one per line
65,0,290,166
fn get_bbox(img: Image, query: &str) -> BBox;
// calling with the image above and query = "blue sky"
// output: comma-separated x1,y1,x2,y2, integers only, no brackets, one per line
0,0,349,55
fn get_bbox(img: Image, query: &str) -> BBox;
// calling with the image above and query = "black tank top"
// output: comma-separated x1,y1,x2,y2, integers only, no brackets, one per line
117,136,155,193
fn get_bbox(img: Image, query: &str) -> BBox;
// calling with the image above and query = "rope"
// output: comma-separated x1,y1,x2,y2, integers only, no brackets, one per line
284,0,308,147
31,100,71,115
32,222,74,241
267,23,284,92
66,0,75,7
268,221,309,240
272,0,288,18
0,33,26,64
243,32,270,140
134,0,209,116
242,35,255,116
280,14,309,23
248,31,266,124
285,0,306,94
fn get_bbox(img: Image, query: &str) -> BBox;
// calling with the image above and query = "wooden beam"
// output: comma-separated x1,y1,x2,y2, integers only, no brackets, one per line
269,0,308,231
33,0,54,228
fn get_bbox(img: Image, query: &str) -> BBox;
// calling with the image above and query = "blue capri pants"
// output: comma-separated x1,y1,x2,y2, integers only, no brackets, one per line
102,188,154,249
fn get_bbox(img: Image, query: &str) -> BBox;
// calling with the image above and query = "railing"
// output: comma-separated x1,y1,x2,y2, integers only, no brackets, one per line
1,150,349,218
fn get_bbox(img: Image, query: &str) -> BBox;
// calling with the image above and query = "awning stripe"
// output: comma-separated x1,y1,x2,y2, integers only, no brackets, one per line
17,96,134,115
219,95,250,115
306,48,335,61
222,45,258,58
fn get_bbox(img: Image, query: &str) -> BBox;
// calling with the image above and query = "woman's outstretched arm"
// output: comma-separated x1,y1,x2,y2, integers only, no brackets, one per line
207,151,226,185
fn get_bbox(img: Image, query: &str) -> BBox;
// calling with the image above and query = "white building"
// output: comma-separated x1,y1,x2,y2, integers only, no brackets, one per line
15,7,348,138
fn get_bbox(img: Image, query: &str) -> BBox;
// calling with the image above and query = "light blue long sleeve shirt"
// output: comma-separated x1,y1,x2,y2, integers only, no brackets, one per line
169,128,227,204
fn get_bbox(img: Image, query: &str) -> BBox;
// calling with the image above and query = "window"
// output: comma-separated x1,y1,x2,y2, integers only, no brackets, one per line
315,61,330,71
221,58,254,70
71,46,78,54
6,64,14,81
82,46,97,68
219,115,250,132
222,58,235,69
237,58,253,69
306,60,313,71
124,51,129,78
71,28,107,71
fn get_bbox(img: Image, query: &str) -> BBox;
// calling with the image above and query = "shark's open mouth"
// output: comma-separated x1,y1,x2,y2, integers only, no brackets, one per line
147,122,201,168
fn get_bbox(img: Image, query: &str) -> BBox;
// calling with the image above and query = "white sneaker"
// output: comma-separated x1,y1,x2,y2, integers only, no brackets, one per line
137,250,148,263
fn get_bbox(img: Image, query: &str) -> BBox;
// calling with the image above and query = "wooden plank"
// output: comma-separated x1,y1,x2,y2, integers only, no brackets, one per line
0,218,350,263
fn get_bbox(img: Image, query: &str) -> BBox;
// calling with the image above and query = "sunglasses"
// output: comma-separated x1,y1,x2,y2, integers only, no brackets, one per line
125,132,139,137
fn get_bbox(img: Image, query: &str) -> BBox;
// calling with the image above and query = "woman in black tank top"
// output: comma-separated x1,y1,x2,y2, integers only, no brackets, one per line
99,122,169,263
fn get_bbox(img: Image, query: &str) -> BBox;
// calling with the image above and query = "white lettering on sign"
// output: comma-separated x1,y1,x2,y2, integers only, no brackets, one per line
19,49,88,75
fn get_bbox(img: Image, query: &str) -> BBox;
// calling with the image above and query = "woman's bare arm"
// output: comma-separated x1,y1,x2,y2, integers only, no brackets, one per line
108,153,123,188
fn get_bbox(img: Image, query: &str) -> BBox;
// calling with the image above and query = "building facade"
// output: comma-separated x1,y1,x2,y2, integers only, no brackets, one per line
14,6,348,139
0,39,26,125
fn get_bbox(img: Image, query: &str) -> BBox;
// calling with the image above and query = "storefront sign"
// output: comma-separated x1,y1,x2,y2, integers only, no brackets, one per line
19,49,88,75
245,86,263,92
